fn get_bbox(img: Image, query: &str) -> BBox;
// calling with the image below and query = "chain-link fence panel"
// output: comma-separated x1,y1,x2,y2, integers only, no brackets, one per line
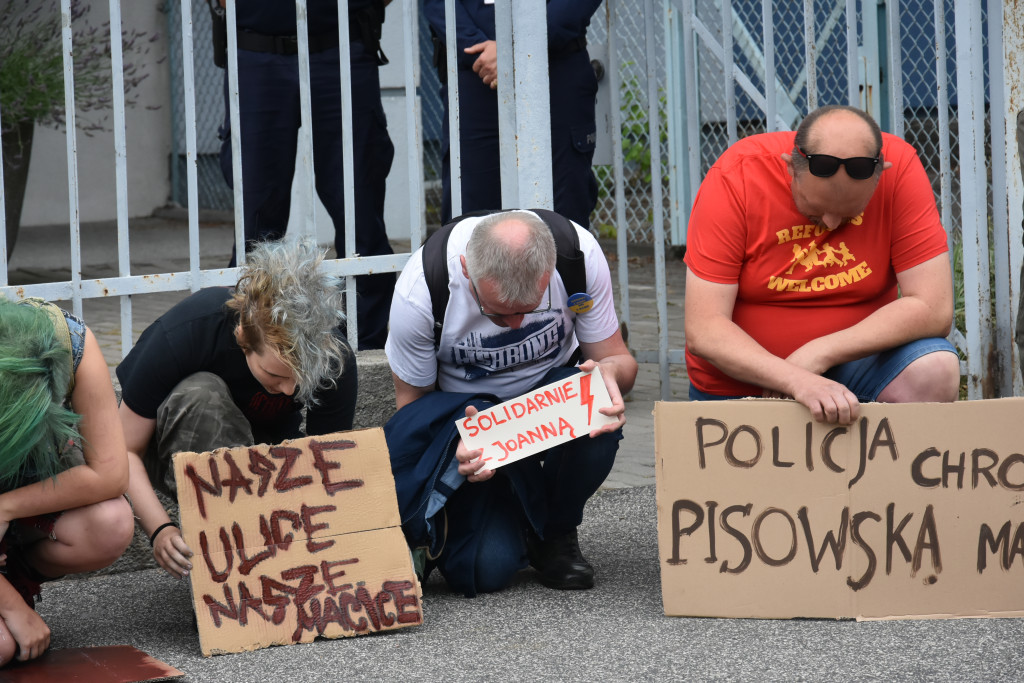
890,0,995,363
674,0,1004,394
166,0,232,211
588,1,671,245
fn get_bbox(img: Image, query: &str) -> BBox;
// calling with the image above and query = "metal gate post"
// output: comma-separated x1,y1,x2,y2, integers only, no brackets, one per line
955,0,993,398
1003,0,1024,394
495,0,553,210
988,0,1013,398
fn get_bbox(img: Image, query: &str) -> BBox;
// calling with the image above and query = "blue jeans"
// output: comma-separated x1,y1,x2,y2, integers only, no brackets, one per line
689,337,958,402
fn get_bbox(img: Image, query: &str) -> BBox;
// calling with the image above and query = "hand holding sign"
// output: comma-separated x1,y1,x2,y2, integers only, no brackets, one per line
457,366,619,471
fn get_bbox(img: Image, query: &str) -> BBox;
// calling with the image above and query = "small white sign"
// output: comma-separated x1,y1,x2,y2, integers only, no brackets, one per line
457,366,618,470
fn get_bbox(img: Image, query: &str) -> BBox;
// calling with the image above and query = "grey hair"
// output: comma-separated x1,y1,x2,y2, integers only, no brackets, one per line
464,210,556,306
228,239,348,406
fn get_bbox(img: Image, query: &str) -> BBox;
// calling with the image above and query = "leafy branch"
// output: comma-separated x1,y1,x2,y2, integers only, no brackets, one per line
0,0,160,140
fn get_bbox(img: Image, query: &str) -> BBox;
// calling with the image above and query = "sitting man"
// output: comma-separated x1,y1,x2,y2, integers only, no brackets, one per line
384,209,636,596
684,104,960,424
117,240,357,579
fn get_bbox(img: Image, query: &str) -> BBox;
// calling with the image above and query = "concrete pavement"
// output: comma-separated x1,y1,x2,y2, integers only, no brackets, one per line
33,484,1024,681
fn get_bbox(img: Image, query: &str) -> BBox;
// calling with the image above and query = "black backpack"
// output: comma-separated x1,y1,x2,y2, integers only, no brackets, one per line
422,208,588,349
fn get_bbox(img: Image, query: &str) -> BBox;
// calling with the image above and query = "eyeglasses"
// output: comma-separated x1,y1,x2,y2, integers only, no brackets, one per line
469,277,552,319
798,147,879,180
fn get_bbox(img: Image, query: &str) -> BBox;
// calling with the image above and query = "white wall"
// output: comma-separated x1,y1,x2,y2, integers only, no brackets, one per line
20,2,172,228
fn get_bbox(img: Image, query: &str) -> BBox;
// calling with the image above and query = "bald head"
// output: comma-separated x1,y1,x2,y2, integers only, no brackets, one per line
793,105,883,169
783,106,889,230
464,210,557,306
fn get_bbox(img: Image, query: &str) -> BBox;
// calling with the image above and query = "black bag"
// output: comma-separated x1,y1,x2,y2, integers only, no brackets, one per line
209,0,227,68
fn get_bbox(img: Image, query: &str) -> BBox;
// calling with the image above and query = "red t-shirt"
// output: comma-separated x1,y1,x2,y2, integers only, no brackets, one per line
684,131,949,396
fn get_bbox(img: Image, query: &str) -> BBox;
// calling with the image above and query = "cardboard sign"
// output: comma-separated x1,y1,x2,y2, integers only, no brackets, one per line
173,429,422,656
2,646,183,682
655,399,1024,620
457,366,618,469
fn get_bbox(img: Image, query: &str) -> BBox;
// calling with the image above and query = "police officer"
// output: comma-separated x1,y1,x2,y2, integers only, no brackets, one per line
216,0,395,350
423,0,603,229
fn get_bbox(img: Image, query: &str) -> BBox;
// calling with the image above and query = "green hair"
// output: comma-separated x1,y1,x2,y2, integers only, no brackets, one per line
0,298,80,490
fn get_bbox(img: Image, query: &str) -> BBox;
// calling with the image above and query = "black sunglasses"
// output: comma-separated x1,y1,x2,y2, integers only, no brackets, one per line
798,147,879,180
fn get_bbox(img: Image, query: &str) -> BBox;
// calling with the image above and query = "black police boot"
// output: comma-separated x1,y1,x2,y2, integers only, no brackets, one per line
526,528,595,590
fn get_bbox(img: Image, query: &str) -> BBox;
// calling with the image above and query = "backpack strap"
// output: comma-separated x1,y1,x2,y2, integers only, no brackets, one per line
530,208,587,302
423,209,589,350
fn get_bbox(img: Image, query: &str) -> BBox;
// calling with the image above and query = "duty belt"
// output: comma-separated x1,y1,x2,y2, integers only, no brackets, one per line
236,28,346,56
551,36,588,55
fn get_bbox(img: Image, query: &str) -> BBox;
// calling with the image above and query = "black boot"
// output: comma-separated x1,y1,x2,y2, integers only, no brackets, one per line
526,528,594,590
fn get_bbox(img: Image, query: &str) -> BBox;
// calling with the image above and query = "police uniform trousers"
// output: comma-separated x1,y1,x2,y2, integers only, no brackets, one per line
440,47,599,229
219,40,396,349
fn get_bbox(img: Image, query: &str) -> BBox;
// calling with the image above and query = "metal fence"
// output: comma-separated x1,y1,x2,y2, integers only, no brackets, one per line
166,0,233,212
164,1,668,244
666,0,1022,399
2,0,1022,401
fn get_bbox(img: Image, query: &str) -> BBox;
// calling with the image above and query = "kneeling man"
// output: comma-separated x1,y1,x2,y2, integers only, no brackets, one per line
385,209,637,596
684,105,960,423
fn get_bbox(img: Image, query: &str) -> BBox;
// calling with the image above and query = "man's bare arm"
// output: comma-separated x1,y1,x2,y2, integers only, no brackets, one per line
784,253,953,374
684,270,860,424
393,372,435,410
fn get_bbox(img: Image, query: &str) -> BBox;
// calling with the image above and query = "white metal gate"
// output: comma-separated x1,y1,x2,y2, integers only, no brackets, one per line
664,0,1024,399
2,0,1022,402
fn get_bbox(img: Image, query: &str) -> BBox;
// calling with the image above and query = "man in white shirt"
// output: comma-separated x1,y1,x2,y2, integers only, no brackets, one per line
385,209,636,596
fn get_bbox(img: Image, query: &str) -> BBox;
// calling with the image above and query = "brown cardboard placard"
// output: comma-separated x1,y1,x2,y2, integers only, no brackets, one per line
173,428,422,656
1,645,183,682
655,399,1024,620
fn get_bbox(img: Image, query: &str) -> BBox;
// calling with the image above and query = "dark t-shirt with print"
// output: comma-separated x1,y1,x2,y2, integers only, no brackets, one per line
116,287,356,443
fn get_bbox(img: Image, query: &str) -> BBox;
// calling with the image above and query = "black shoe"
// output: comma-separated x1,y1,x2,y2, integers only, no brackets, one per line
526,528,595,590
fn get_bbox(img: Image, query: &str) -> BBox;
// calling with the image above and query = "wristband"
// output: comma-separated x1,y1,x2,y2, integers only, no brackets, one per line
149,522,179,546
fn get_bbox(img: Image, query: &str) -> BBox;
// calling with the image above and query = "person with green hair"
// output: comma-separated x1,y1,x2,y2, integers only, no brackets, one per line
117,239,357,581
0,297,134,666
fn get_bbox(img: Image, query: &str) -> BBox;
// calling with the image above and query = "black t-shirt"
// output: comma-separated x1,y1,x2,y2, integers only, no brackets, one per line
116,288,356,443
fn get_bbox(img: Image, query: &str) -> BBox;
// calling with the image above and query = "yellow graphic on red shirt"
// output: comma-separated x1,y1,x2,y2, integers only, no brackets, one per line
767,218,871,293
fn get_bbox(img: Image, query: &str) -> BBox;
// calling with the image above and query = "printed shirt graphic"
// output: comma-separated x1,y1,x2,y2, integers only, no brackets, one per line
386,212,620,401
451,317,568,381
684,131,949,397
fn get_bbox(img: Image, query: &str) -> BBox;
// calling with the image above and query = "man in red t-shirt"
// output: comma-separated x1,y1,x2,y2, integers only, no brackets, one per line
684,105,960,424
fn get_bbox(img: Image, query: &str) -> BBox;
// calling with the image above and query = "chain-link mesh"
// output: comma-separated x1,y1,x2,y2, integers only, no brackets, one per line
587,2,670,245
680,0,997,384
165,1,988,257
684,0,986,237
166,0,232,211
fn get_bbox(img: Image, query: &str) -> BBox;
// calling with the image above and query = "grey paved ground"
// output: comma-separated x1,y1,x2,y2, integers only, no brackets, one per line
34,486,1024,681
7,216,1024,681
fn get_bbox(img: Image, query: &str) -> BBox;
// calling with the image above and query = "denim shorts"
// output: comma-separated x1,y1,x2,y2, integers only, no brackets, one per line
689,337,958,403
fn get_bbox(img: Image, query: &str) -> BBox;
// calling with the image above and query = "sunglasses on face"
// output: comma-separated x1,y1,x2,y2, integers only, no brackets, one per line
798,147,880,180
